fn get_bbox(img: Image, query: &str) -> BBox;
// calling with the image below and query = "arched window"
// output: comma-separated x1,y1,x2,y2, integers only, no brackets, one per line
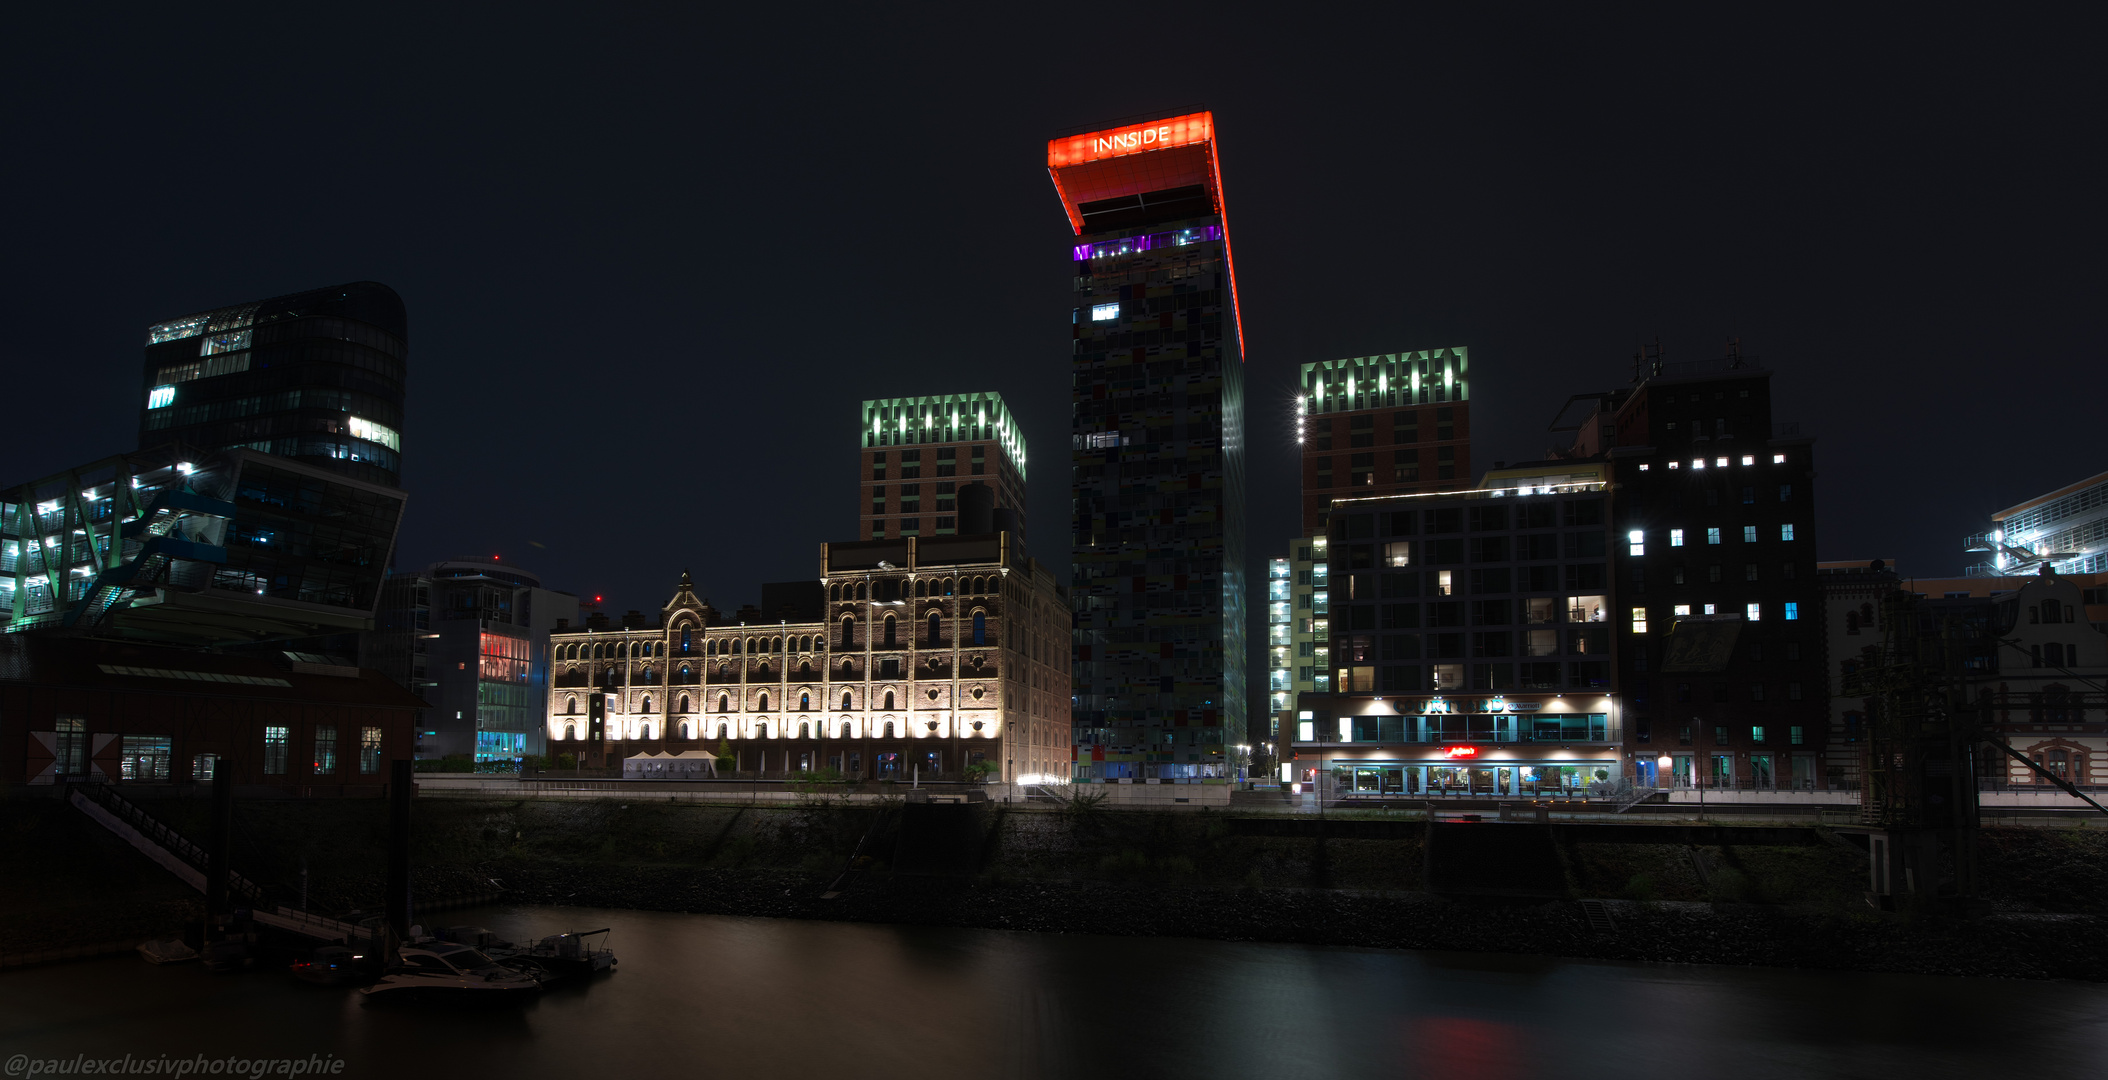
841,722,853,738
758,692,771,711
973,611,986,646
679,721,691,740
641,695,653,714
884,721,895,738
883,614,896,647
841,657,855,677
842,690,853,710
640,722,654,740
799,722,810,739
928,612,942,645
799,660,812,677
774,636,783,652
1860,602,1875,627
680,626,692,652
883,690,895,710
718,723,730,739
564,724,576,741
841,616,856,647
1845,611,1860,635
800,692,811,710
679,664,691,680
566,695,578,714
916,579,927,598
678,694,690,713
856,582,867,600
718,694,730,712
733,638,743,654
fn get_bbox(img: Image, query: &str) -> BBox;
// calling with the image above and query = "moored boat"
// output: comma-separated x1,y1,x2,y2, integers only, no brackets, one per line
357,944,541,1005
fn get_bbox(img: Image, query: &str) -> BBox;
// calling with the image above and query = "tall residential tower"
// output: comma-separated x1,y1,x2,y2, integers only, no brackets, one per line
1050,111,1246,780
859,394,1027,540
1298,349,1472,535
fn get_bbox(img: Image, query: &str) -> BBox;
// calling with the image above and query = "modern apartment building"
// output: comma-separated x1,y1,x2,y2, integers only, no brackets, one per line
859,394,1026,540
366,559,579,763
137,282,408,489
1298,349,1472,535
1284,469,1622,797
1051,110,1246,780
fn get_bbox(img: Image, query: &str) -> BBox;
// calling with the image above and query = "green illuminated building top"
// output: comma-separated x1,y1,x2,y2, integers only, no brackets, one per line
1300,347,1469,414
860,392,1025,481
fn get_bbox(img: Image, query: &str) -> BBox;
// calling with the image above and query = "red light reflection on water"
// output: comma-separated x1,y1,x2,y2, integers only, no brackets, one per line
1409,1016,1525,1080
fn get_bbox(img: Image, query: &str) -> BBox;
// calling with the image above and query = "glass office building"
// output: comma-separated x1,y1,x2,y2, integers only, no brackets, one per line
137,281,408,488
1050,111,1246,780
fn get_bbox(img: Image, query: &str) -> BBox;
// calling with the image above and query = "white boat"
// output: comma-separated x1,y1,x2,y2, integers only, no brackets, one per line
357,943,541,1005
137,938,198,965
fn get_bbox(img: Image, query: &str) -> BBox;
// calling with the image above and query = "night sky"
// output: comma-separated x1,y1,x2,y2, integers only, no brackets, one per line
3,7,2099,644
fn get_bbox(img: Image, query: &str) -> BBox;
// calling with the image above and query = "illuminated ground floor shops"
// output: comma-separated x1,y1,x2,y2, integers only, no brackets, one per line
1285,690,1625,798
561,729,1057,782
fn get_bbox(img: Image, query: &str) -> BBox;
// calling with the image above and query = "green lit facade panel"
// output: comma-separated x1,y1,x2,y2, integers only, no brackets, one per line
861,392,1026,481
1300,348,1469,415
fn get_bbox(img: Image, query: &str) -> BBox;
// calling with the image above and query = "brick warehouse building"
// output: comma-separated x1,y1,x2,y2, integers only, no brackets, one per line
1552,349,1829,791
2,635,420,795
547,528,1071,784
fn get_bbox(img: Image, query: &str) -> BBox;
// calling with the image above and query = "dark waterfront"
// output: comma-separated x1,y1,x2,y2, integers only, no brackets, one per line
2,906,2103,1079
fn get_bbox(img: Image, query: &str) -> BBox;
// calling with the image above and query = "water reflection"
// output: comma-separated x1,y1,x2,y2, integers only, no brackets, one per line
0,906,2102,1080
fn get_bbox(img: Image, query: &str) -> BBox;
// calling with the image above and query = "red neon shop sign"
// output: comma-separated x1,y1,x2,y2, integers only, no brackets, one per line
1441,745,1480,759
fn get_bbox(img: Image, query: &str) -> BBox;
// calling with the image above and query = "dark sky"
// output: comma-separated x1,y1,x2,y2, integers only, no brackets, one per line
3,5,2100,636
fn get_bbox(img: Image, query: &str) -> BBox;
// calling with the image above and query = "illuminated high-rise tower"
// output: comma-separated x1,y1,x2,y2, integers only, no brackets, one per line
1049,111,1246,780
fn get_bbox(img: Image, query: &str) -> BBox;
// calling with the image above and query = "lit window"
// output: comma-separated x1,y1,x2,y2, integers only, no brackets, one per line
1673,605,1691,616
1703,604,1717,615
1667,461,1680,470
1790,726,1804,745
1780,523,1795,541
349,416,401,451
1716,457,1729,468
1628,530,1644,556
147,385,175,410
1746,603,1762,621
1751,726,1766,744
1670,529,1684,547
1707,527,1721,545
1772,453,1787,464
1740,455,1754,466
1631,607,1648,634
1692,459,1706,470
1743,525,1758,543
1091,302,1120,322
1638,463,1650,472
1784,601,1800,620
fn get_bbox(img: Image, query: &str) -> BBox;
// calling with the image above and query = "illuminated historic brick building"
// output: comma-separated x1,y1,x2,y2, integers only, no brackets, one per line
1298,349,1473,535
544,525,1071,784
1051,110,1246,780
858,393,1026,540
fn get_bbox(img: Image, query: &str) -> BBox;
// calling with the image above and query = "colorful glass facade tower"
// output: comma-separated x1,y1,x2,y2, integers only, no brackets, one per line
858,393,1027,540
1050,111,1246,780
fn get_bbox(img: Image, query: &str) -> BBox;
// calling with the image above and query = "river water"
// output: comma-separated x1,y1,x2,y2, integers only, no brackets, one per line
2,906,2102,1079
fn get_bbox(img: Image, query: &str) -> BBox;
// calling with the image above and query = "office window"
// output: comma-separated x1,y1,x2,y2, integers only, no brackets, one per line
1752,725,1766,743
1772,453,1787,463
1628,530,1644,557
1784,602,1799,620
1670,528,1684,547
1742,525,1758,543
264,726,289,775
1781,523,1796,541
1790,726,1805,745
1741,487,1755,504
1630,607,1647,634
314,727,338,773
1707,528,1721,545
1779,484,1792,502
360,727,382,773
1746,603,1761,621
1745,564,1759,581
1788,681,1804,700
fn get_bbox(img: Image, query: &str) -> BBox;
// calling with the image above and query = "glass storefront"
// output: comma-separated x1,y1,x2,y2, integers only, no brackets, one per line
1334,760,1619,796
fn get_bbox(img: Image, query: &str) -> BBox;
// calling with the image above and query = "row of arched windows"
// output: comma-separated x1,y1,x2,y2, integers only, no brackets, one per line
826,575,999,602
559,719,909,742
566,688,911,716
557,633,834,662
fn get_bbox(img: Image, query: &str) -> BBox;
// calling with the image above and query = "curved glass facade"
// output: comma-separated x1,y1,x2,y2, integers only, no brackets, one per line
137,281,408,488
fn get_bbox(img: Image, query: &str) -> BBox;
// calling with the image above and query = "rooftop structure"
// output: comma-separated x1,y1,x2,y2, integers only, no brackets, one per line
1965,470,2108,578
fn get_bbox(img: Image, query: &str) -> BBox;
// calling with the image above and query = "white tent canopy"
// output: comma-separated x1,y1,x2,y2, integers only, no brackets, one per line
622,749,719,780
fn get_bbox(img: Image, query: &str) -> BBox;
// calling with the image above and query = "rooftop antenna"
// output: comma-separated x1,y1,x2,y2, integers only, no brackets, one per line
1632,335,1665,384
